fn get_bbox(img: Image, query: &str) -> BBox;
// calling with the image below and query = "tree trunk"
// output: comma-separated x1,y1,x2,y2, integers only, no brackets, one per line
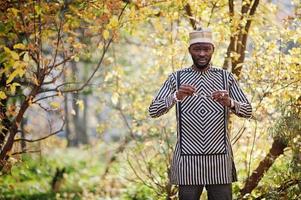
64,93,76,147
70,61,89,146
239,138,287,197
73,92,88,145
223,0,260,78
20,118,27,152
82,94,88,143
71,91,80,146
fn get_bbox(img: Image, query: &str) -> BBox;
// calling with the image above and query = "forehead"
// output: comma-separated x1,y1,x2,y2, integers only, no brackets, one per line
190,43,213,48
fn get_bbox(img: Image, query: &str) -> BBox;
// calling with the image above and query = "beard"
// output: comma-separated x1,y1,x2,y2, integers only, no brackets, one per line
192,56,211,70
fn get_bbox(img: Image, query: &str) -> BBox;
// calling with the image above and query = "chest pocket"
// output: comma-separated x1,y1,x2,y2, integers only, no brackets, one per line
176,70,229,155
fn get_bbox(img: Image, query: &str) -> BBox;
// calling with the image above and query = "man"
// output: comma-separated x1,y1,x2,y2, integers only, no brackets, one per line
148,28,252,200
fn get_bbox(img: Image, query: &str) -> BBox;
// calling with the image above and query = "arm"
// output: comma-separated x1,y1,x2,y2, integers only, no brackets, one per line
148,73,176,118
228,73,252,118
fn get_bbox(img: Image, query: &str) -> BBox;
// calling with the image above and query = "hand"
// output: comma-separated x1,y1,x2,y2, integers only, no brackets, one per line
211,90,231,107
176,84,196,101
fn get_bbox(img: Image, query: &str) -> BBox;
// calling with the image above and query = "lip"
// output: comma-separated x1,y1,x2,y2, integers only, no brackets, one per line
198,59,207,63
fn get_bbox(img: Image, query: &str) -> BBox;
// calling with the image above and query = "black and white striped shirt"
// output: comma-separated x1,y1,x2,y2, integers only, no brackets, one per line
149,66,252,185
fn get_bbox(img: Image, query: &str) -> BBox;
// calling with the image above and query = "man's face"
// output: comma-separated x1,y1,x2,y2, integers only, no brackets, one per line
189,43,214,69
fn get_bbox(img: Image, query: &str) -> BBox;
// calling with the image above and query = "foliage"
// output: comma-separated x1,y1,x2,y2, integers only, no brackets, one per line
0,0,301,199
0,144,106,200
0,0,128,169
122,183,157,200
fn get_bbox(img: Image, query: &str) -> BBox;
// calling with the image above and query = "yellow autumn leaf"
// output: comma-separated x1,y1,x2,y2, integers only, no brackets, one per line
153,21,164,33
111,93,119,105
6,67,25,84
10,8,19,16
31,75,39,86
76,100,84,111
50,102,60,109
23,52,30,62
5,47,20,60
9,82,21,94
74,56,80,62
6,70,18,84
129,6,136,18
13,43,26,50
73,42,82,49
102,29,110,40
109,16,119,29
0,91,7,99
11,51,19,60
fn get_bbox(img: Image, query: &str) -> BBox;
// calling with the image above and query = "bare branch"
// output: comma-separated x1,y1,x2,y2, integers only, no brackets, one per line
254,179,301,200
126,155,154,188
247,119,258,178
239,138,287,197
50,17,63,70
223,0,236,70
184,4,196,30
11,149,41,156
14,121,65,143
207,2,218,27
115,104,136,139
35,102,52,112
32,94,59,103
229,0,234,16
50,56,72,69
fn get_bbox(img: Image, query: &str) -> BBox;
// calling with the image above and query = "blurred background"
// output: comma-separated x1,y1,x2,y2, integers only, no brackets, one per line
0,0,300,199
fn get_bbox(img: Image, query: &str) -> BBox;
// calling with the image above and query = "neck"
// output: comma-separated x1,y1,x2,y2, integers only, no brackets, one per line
192,64,210,72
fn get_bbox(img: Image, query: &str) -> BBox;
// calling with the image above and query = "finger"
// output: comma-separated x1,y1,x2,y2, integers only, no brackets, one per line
180,84,196,91
178,89,194,96
212,90,228,96
179,86,196,93
212,91,228,99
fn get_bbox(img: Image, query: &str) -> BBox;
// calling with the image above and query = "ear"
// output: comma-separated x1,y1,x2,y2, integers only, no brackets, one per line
211,45,215,52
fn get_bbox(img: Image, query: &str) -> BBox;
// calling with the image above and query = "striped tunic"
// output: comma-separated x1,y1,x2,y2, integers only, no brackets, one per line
149,66,252,185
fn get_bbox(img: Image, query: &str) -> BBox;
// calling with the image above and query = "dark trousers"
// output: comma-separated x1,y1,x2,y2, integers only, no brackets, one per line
179,184,232,200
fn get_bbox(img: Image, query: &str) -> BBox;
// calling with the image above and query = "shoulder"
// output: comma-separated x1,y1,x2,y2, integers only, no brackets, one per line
210,66,230,74
175,67,192,73
211,66,236,78
168,67,192,78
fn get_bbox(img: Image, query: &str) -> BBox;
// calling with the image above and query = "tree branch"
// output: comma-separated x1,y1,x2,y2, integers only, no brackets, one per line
223,0,236,70
50,12,63,70
232,0,260,76
254,179,301,200
14,122,65,143
184,3,196,30
239,138,287,197
207,2,218,27
11,149,41,156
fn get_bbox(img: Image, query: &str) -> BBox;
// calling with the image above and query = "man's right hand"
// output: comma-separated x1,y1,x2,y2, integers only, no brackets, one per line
175,84,196,101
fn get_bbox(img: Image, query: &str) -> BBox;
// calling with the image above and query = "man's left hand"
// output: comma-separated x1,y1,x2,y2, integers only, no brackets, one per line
211,90,231,107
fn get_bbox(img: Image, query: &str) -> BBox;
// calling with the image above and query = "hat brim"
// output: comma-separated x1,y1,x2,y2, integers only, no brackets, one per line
189,38,214,46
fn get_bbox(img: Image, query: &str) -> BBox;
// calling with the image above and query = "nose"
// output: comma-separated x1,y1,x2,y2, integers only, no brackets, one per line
199,50,206,56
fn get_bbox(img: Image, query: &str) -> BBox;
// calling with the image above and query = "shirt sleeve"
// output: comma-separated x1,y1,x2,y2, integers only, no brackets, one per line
228,72,252,118
148,73,177,118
